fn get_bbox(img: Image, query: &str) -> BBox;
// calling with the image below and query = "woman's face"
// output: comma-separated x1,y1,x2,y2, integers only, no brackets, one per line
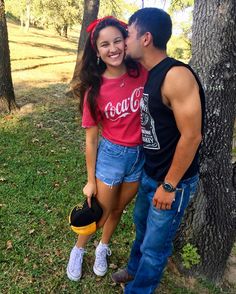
96,26,125,69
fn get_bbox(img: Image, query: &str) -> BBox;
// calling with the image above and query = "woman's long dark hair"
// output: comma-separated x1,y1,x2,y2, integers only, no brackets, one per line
71,18,140,122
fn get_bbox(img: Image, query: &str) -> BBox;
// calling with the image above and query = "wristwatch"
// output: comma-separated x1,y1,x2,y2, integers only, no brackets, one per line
162,182,176,192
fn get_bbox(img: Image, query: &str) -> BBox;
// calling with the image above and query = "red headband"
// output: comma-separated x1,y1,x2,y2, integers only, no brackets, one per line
86,16,127,49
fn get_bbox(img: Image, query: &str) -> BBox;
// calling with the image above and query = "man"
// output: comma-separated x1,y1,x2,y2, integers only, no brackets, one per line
112,7,205,294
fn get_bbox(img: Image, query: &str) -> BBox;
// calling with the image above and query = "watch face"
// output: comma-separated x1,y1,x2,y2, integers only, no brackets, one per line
162,183,175,192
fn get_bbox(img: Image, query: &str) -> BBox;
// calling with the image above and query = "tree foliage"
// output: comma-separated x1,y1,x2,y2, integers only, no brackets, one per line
168,0,194,12
99,0,138,20
38,0,83,36
5,0,138,37
167,0,193,61
5,0,83,36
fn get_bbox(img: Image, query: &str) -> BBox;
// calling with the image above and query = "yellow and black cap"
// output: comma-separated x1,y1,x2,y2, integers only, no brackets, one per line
69,196,103,235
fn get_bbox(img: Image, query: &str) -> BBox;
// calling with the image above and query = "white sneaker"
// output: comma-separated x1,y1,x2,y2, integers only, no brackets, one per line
66,246,85,281
93,242,112,276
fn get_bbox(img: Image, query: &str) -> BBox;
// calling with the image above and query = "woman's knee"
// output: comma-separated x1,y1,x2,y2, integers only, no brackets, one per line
109,208,124,219
96,212,110,228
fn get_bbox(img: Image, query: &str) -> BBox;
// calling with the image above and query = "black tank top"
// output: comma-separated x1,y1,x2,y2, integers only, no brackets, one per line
140,57,205,181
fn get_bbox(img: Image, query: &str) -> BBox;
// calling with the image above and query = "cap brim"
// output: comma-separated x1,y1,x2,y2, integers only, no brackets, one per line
70,222,96,235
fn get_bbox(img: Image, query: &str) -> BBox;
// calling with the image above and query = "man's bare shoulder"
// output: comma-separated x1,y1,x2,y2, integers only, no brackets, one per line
165,65,196,84
163,65,198,94
162,65,200,105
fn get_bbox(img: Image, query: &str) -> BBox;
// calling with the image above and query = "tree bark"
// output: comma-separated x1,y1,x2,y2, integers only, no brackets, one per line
20,12,24,29
0,0,18,113
78,0,100,52
61,24,68,38
68,0,99,92
174,0,236,283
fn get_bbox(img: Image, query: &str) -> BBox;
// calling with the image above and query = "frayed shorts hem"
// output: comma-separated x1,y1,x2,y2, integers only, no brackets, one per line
96,173,141,187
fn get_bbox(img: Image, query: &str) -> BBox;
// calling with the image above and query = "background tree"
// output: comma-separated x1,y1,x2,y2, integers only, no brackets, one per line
167,0,193,61
175,0,236,283
5,0,31,30
39,0,83,38
24,0,31,31
0,0,17,112
77,0,99,52
169,0,193,11
5,0,137,38
99,0,138,19
69,0,99,87
5,0,83,37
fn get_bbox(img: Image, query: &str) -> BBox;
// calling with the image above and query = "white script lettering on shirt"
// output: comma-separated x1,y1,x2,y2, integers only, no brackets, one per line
104,87,143,121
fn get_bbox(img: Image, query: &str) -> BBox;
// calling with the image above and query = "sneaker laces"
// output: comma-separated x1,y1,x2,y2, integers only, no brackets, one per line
70,248,85,269
96,246,111,268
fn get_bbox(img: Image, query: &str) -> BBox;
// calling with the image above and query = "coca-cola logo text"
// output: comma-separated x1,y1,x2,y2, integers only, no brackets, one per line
104,87,143,121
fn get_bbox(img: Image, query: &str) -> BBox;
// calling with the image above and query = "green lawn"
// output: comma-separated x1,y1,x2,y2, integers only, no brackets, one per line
0,22,234,294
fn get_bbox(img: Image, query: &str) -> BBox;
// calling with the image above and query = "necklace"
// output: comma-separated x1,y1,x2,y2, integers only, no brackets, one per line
103,70,126,87
120,79,125,87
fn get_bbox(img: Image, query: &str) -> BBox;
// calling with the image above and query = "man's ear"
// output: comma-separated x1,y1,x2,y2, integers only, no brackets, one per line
143,32,153,46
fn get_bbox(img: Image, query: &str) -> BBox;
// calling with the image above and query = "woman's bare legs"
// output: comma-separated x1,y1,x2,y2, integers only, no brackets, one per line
76,178,120,248
93,180,139,276
67,179,121,280
67,180,139,280
101,181,139,244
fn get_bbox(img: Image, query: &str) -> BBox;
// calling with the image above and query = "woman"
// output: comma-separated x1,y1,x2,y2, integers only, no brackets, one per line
67,16,147,281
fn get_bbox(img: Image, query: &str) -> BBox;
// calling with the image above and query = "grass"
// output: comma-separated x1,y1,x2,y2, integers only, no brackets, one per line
0,21,235,293
8,22,77,91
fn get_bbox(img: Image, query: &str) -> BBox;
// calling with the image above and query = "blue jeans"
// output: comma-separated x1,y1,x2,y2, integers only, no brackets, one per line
125,170,199,294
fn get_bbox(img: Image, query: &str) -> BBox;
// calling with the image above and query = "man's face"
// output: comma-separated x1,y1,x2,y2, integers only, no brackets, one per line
125,23,143,60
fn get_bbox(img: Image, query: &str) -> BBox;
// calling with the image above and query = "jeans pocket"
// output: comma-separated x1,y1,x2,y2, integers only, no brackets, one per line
102,144,123,158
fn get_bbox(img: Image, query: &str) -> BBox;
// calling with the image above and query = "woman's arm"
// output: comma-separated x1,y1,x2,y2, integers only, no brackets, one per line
83,126,99,207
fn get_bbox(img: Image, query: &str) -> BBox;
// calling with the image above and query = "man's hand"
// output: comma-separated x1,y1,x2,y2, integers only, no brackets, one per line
83,181,97,208
152,185,175,210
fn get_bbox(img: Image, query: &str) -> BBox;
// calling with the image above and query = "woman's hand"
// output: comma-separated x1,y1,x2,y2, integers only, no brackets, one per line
83,181,97,207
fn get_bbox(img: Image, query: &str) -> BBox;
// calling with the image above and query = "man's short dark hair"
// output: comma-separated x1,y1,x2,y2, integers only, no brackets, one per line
128,8,172,50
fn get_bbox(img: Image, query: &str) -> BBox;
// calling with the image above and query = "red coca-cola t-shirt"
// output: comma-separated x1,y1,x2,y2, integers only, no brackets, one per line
82,67,147,147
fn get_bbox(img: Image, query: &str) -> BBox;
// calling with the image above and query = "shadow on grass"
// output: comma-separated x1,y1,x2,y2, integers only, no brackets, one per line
9,40,77,54
31,30,79,44
13,60,75,73
11,54,75,62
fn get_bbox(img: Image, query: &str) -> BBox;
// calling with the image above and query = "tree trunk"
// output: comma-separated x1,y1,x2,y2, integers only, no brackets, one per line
61,24,68,38
0,0,18,113
174,0,236,283
20,12,24,29
24,0,31,32
78,0,100,52
68,0,99,92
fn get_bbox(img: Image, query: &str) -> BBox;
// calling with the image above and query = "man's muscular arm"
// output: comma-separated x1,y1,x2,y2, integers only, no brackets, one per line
153,66,202,210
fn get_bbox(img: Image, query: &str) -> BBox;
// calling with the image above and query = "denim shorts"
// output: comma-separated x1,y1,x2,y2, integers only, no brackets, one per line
95,138,144,186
